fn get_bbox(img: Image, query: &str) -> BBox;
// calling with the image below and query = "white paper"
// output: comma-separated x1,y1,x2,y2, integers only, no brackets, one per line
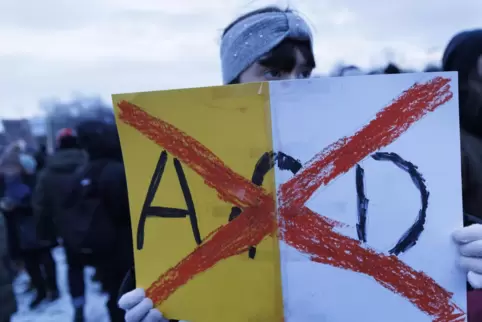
269,73,466,322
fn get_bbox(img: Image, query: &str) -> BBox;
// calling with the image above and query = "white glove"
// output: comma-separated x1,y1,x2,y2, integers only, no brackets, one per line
118,288,167,322
453,224,482,289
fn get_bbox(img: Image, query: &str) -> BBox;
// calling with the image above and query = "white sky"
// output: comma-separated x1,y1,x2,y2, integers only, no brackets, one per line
0,0,481,118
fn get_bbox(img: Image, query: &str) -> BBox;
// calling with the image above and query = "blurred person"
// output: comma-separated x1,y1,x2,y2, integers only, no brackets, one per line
424,64,442,72
119,14,482,322
383,62,402,74
338,65,363,76
443,29,482,321
442,29,482,223
0,142,58,309
0,212,17,322
32,128,88,310
34,144,48,172
60,121,133,322
33,128,87,243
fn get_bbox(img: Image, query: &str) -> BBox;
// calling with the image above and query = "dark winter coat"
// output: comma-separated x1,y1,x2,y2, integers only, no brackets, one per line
461,129,482,222
76,121,133,265
1,172,57,258
32,148,87,238
0,213,17,322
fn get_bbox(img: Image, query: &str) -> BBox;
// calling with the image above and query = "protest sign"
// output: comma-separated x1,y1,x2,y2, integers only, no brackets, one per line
114,73,466,322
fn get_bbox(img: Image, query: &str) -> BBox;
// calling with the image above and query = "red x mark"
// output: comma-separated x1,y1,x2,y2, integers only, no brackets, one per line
118,76,464,322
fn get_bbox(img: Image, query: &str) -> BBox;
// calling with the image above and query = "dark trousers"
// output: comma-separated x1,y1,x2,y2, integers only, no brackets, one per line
23,248,57,296
65,248,127,322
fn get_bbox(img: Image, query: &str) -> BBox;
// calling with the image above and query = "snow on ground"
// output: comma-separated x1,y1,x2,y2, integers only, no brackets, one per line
12,247,110,322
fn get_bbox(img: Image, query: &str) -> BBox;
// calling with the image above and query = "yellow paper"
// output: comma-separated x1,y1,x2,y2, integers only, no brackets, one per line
113,83,283,322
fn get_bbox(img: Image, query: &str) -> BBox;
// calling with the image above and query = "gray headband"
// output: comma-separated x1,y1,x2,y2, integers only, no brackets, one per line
220,11,313,84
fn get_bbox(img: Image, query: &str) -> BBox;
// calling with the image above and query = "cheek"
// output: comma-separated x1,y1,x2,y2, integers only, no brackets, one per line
238,63,268,84
239,70,266,84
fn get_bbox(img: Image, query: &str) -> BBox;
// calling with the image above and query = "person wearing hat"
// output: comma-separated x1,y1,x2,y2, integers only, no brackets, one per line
118,17,482,322
32,128,87,313
117,7,315,322
0,141,58,309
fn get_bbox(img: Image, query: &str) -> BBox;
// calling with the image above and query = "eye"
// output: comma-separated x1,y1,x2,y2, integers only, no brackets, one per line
299,70,312,79
263,69,283,80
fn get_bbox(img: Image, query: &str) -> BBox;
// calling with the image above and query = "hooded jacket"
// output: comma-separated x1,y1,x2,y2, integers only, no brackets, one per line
32,148,87,237
443,29,482,139
76,121,133,264
442,30,482,222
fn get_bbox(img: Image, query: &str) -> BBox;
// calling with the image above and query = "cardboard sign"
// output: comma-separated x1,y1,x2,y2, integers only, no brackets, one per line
114,73,466,322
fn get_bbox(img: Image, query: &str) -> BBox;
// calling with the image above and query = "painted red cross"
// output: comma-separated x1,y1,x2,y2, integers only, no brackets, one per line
118,76,465,322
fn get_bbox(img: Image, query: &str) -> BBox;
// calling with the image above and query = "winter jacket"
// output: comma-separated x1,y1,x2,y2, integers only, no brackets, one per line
76,121,133,266
32,148,87,238
1,172,57,257
0,213,17,322
461,129,482,222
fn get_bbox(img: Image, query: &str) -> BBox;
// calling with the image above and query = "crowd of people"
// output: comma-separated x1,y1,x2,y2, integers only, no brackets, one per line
0,121,133,322
0,5,482,322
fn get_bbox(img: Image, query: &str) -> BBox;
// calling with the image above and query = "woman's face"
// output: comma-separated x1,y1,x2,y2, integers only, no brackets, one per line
238,47,313,83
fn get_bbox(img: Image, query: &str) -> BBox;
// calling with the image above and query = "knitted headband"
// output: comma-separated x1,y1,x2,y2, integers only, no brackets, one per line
220,10,313,84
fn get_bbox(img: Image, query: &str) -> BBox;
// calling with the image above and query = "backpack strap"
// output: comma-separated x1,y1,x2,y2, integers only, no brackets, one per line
64,160,110,208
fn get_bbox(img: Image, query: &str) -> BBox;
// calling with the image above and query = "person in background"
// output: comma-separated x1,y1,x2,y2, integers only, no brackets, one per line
0,211,17,322
32,128,87,315
383,62,402,74
34,144,48,172
0,142,58,309
61,121,133,322
119,10,482,321
443,29,482,321
33,128,87,243
338,65,364,77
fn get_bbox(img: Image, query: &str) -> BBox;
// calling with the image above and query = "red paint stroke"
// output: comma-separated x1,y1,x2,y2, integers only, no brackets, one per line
118,77,464,321
117,99,265,209
279,76,454,209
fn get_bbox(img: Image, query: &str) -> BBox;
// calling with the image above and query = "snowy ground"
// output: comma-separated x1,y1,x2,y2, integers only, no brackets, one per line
12,247,110,322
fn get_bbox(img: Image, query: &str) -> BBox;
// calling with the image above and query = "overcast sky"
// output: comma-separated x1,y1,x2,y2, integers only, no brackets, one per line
0,0,481,118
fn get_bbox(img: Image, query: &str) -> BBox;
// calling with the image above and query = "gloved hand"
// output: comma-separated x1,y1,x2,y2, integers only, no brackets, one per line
453,224,482,289
118,288,167,322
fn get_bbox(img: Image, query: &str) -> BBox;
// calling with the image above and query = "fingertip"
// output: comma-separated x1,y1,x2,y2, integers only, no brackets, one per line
468,271,482,289
459,255,482,274
460,239,482,256
118,288,146,310
453,224,482,244
141,308,164,321
125,297,152,322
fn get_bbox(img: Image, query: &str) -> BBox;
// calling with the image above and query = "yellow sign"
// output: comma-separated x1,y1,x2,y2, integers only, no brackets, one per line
113,83,283,322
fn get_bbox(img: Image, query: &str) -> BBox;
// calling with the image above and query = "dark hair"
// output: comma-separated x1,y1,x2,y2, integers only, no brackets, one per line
76,120,123,161
223,6,315,84
384,63,402,74
338,65,361,76
443,30,482,81
57,136,79,150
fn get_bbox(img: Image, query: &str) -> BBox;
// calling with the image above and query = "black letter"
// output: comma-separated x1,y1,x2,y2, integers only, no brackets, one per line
227,151,302,259
355,152,429,255
137,150,202,250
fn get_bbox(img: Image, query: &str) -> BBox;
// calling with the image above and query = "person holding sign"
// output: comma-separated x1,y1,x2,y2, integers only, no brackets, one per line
118,7,482,322
118,7,315,322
